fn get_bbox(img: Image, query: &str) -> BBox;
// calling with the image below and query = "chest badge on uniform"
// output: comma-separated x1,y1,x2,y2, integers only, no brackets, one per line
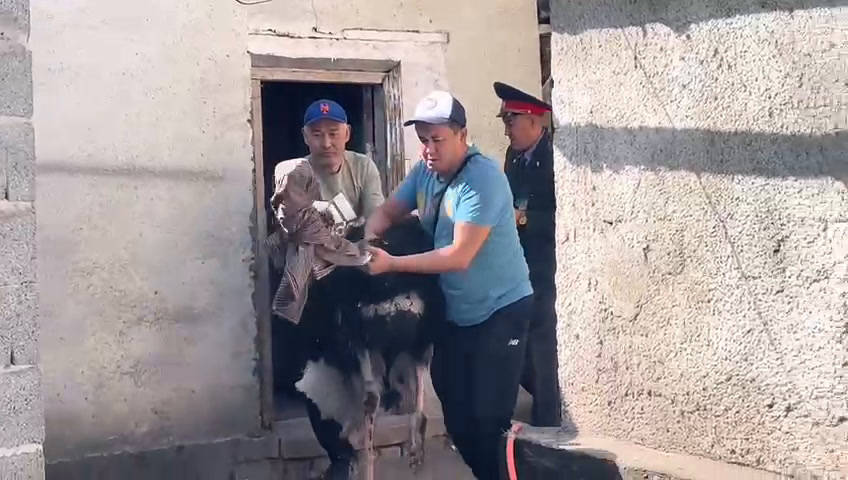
515,198,528,227
517,212,528,226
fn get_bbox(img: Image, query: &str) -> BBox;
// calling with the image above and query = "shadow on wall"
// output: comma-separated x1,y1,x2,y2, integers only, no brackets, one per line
550,0,848,33
555,124,847,186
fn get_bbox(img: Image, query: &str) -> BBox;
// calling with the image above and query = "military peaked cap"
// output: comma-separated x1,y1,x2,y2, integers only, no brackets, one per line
493,81,552,117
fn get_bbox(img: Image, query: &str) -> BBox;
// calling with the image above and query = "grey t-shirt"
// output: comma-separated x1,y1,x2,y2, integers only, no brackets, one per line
276,151,384,219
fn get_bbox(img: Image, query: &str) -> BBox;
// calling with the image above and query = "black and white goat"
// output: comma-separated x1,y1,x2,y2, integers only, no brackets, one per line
292,216,445,479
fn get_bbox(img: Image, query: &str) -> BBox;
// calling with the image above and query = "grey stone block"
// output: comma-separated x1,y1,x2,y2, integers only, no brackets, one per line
0,365,43,448
235,436,279,462
0,43,33,118
0,121,34,201
380,446,403,458
234,460,275,480
0,447,44,480
0,283,37,366
5,140,33,201
0,202,35,286
0,0,30,38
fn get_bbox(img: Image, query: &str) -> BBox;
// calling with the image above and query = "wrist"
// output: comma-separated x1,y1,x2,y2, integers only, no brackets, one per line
387,254,399,272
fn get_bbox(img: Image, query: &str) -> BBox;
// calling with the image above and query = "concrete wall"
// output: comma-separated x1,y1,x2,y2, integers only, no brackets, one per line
1,0,45,477
32,1,259,462
30,0,541,466
550,1,847,477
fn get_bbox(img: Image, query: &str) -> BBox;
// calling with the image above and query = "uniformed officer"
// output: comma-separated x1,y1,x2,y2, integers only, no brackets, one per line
494,81,561,427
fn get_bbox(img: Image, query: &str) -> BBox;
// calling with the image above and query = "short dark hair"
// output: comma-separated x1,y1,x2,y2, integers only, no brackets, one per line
446,121,464,133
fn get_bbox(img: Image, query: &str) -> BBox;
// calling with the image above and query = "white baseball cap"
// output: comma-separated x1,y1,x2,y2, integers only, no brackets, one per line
403,90,467,127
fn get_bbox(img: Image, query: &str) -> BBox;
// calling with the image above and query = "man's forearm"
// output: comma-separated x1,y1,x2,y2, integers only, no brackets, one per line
366,221,490,276
390,246,470,274
364,198,407,240
364,207,393,240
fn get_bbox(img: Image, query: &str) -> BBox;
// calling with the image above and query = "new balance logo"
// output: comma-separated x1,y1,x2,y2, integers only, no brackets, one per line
507,338,520,346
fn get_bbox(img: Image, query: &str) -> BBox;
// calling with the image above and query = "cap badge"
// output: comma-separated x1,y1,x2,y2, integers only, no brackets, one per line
320,103,330,114
423,96,438,109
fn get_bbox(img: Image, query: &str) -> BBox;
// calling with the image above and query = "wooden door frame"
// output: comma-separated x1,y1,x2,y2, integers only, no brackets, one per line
249,54,404,428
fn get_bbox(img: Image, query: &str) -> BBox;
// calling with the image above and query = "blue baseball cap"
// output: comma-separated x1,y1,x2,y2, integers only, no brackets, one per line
303,99,348,126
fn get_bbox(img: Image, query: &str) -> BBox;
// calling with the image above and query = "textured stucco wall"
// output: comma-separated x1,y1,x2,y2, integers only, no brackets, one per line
1,0,45,477
31,0,541,464
550,1,848,476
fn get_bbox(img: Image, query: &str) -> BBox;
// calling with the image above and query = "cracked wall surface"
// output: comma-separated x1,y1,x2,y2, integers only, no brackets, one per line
550,1,847,477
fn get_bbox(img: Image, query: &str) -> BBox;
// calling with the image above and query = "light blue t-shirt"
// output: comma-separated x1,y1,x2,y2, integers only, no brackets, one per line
393,147,533,326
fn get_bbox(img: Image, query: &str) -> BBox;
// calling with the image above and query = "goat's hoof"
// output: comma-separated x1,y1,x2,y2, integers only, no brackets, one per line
408,449,425,472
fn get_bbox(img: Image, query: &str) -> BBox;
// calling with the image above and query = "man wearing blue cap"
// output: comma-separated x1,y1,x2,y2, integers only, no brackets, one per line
275,99,384,221
274,99,384,480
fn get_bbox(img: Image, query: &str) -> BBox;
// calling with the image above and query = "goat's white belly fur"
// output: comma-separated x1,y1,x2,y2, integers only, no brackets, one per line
360,292,424,318
296,359,366,438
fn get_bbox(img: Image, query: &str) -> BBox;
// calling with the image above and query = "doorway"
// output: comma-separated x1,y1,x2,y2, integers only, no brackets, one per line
263,81,373,420
261,82,371,188
249,56,405,426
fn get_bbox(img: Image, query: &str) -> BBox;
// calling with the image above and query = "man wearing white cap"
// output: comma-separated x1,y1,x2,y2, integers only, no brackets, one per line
364,91,533,480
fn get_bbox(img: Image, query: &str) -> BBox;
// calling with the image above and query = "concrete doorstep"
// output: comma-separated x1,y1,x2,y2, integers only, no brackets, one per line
504,425,845,480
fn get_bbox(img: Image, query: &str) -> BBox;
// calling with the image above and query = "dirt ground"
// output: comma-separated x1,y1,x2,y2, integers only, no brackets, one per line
373,387,534,479
373,438,473,479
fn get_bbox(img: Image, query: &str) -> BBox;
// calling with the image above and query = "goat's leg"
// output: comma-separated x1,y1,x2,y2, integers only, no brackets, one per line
353,406,376,480
355,412,376,480
406,363,429,471
359,350,380,416
356,350,378,480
